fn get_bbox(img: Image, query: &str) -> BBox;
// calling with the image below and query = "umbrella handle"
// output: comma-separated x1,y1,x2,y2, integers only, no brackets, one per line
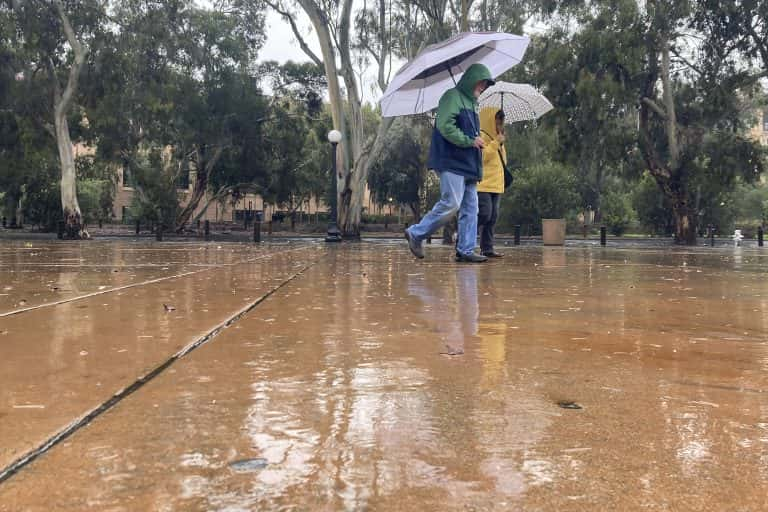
447,67,458,85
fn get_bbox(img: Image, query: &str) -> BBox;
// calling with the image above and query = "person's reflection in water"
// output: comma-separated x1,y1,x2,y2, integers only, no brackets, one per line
408,267,479,355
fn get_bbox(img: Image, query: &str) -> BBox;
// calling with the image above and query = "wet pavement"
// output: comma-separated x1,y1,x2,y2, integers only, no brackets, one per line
0,241,319,472
1,241,768,511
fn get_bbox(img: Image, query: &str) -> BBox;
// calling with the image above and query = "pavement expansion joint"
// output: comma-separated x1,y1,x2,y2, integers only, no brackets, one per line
0,245,313,318
0,256,319,485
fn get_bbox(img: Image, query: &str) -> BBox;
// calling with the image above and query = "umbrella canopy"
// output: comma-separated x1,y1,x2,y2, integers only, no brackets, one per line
380,32,530,118
478,82,554,123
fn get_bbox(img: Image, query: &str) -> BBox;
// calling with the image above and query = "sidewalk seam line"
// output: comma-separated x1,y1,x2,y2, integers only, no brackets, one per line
0,257,319,485
0,246,313,318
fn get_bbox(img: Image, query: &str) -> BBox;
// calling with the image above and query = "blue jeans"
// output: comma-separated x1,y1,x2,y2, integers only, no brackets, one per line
407,171,479,256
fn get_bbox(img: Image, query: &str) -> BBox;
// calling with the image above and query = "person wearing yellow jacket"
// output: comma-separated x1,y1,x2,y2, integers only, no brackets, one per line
477,108,506,257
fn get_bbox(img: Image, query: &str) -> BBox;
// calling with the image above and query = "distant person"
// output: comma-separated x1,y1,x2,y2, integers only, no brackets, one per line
404,63,494,263
477,108,507,258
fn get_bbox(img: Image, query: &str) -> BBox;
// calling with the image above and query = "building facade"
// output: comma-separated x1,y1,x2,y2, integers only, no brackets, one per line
111,166,380,224
749,108,768,147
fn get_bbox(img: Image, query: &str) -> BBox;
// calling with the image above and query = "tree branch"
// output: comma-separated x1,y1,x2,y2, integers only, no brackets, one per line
265,0,324,68
52,0,89,117
660,36,680,170
642,97,667,120
669,45,703,76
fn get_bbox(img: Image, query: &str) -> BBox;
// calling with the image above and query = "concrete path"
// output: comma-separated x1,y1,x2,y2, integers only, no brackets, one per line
0,241,320,475
1,242,767,511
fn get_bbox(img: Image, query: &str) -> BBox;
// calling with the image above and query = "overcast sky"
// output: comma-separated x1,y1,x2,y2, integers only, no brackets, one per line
259,10,319,67
257,8,393,104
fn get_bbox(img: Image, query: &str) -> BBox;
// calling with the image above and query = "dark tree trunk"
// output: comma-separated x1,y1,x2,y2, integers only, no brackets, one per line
672,194,697,245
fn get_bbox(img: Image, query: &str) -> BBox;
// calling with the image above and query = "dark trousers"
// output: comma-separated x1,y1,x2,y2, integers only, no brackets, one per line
478,192,501,253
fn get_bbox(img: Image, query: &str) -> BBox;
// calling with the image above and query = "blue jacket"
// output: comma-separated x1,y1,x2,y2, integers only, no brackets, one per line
427,64,493,181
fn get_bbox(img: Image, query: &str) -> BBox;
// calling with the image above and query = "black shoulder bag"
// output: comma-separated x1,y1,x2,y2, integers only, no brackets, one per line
481,130,514,190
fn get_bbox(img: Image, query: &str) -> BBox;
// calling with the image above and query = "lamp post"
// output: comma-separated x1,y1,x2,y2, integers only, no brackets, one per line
326,129,343,243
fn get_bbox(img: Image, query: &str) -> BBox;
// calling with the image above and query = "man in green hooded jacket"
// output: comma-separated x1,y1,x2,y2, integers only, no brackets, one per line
405,63,494,262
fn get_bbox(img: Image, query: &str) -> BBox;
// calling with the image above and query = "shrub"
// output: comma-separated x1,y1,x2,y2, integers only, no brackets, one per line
601,191,635,236
502,160,580,233
632,174,673,235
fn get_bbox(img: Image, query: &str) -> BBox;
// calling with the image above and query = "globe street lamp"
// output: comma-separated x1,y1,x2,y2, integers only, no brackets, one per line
326,129,343,243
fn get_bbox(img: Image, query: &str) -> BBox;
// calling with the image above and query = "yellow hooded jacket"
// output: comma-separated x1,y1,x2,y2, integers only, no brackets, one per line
477,107,506,194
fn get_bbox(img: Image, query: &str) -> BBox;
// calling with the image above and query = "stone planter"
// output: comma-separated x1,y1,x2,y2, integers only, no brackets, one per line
542,218,566,246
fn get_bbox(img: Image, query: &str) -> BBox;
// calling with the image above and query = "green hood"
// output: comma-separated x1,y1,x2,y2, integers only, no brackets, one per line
455,63,494,102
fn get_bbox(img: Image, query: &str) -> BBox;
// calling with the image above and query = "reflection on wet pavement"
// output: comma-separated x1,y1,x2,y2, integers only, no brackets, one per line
0,241,318,472
1,243,767,511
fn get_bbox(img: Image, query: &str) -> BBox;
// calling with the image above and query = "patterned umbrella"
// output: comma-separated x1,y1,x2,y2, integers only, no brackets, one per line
478,82,553,123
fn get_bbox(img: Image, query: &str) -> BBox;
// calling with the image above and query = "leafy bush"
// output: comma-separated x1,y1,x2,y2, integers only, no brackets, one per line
632,174,673,235
20,164,60,230
502,160,580,232
78,179,114,225
128,151,180,231
601,191,635,236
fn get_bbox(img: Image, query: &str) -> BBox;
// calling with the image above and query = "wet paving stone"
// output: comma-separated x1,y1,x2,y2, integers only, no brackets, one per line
1,243,767,511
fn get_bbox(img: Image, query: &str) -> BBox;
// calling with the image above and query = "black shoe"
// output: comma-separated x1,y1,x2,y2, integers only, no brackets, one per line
483,251,504,258
455,252,488,263
405,229,424,259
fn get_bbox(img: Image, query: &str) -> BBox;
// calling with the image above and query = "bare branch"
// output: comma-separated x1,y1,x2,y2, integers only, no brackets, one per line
669,46,703,76
265,0,323,68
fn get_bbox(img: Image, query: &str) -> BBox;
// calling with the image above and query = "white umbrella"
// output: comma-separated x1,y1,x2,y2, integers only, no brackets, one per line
478,82,554,123
380,32,530,118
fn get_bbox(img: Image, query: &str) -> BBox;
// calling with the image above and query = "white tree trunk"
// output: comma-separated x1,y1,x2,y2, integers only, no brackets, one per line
290,0,395,237
52,0,89,238
55,115,83,232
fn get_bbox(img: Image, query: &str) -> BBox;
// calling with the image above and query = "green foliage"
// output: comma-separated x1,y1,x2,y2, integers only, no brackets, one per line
503,161,580,229
369,119,428,218
128,151,180,231
601,191,635,236
76,156,115,224
20,163,61,230
78,179,114,225
632,174,673,235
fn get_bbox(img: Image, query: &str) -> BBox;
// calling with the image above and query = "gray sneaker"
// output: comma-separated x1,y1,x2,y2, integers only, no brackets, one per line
455,252,488,263
405,229,424,259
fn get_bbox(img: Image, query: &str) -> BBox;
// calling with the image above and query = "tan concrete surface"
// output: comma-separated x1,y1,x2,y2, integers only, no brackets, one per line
1,244,767,510
0,242,319,472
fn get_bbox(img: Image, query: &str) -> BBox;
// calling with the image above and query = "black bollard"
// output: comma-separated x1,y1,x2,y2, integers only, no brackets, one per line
2,217,6,228
709,226,715,247
57,220,65,240
98,219,103,229
254,220,261,243
135,220,140,235
758,227,764,247
600,226,607,246
514,225,521,246
244,214,249,230
268,221,273,236
582,224,588,239
156,226,163,241
204,220,210,241
427,235,432,244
